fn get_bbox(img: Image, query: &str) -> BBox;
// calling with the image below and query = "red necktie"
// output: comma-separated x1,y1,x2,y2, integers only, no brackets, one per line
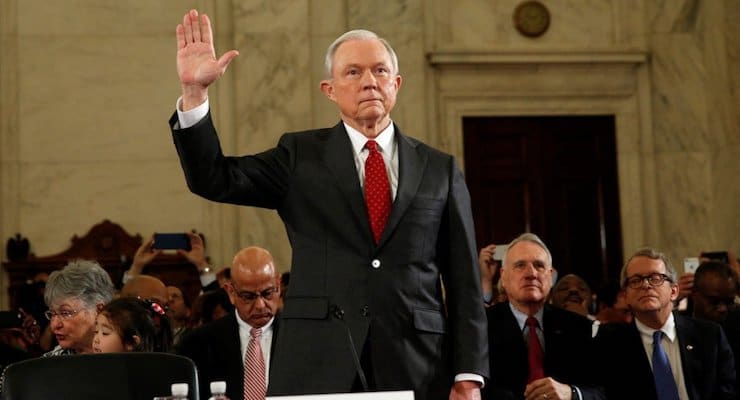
526,317,544,383
364,140,391,244
244,328,266,400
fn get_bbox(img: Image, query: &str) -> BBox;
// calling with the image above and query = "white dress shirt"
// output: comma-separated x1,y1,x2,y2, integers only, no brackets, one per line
634,314,689,400
235,312,274,386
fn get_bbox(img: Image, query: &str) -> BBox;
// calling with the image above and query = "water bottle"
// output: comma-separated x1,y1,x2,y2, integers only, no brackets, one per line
153,383,189,400
208,381,230,400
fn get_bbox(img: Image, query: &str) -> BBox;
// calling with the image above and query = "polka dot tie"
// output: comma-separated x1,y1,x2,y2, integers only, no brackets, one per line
244,328,265,400
364,140,391,244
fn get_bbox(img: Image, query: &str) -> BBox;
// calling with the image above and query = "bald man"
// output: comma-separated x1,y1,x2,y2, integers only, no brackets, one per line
119,275,169,309
178,246,280,400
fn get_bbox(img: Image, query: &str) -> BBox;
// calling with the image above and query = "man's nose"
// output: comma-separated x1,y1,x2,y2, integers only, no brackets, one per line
360,70,378,89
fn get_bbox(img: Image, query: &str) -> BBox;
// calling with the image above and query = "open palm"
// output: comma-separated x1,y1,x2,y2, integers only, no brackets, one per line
176,10,238,90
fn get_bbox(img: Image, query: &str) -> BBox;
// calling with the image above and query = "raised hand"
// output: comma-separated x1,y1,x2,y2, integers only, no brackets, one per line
176,9,239,110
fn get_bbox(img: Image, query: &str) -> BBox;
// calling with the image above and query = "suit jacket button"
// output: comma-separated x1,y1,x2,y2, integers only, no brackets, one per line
371,259,381,269
361,306,370,317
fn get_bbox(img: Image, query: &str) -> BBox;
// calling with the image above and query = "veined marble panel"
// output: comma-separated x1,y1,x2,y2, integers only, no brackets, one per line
649,33,709,152
653,151,713,265
18,36,181,162
727,0,740,144
710,144,740,253
647,0,701,34
18,160,206,257
232,31,312,151
232,0,308,34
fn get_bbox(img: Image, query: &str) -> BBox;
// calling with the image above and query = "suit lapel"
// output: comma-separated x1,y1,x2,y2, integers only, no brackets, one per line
378,125,426,247
322,122,373,243
675,314,699,398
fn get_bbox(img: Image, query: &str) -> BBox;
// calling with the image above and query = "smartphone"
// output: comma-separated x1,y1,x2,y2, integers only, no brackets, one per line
0,310,23,329
683,257,700,274
492,244,509,261
152,233,191,251
701,251,729,264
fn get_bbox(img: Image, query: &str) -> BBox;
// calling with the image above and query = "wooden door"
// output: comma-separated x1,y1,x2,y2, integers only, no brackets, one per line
463,116,623,287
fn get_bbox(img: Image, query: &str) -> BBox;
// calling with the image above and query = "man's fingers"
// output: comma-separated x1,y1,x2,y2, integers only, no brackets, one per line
200,13,213,45
192,11,203,43
182,11,194,44
176,24,186,49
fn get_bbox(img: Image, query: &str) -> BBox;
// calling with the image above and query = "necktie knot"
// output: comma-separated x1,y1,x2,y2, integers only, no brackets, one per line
250,327,262,339
365,140,379,152
653,330,663,343
526,317,538,330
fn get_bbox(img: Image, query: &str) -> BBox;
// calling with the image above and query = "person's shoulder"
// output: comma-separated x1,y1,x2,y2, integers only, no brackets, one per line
676,313,722,334
485,301,512,318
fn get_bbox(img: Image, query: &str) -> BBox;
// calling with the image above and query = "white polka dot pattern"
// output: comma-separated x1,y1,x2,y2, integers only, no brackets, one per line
364,140,391,244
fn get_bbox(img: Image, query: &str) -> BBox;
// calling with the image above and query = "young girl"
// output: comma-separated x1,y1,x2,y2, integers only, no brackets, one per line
93,297,171,353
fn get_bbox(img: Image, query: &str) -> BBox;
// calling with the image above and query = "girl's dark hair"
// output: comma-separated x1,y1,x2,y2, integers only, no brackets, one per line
99,297,172,353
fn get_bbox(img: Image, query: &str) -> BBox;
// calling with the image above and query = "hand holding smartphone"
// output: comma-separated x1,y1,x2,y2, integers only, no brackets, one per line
683,257,700,274
152,233,191,251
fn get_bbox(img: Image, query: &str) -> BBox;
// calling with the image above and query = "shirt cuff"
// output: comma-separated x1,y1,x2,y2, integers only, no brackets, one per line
199,271,217,287
454,373,484,388
175,96,210,129
574,385,582,400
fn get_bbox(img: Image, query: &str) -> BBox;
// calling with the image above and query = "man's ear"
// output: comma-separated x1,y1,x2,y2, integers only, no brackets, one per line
320,80,335,101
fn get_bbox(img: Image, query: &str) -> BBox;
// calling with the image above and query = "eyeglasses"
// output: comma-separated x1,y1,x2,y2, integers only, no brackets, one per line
233,287,277,304
624,273,673,289
44,309,82,320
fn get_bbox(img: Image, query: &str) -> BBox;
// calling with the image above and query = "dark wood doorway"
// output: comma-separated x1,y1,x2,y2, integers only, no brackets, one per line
463,116,623,288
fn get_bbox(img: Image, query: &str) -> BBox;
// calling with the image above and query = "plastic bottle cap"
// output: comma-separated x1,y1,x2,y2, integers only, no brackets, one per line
171,383,189,396
210,381,227,394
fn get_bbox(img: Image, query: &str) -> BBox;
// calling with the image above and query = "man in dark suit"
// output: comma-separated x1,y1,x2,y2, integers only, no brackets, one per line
595,248,735,400
169,9,487,400
485,233,603,400
178,246,281,400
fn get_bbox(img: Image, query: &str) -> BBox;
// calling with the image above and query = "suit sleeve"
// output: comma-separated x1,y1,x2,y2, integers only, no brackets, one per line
170,111,292,209
438,157,489,379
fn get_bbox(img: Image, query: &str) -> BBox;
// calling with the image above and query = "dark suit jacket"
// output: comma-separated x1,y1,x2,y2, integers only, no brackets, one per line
483,303,604,400
177,313,279,400
594,314,736,400
171,113,489,399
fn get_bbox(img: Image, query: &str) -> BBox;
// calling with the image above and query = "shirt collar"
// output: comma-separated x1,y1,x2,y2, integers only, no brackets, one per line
635,312,676,342
234,311,274,333
344,121,395,156
509,302,545,331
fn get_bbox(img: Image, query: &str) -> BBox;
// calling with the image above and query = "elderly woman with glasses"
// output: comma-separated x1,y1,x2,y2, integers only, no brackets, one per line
42,259,115,356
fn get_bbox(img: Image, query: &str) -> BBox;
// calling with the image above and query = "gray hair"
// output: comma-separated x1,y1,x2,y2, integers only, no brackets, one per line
44,259,115,309
620,247,677,288
502,233,553,268
323,29,399,79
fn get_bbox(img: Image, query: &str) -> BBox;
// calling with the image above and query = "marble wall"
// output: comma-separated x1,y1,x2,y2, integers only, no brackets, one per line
0,0,737,307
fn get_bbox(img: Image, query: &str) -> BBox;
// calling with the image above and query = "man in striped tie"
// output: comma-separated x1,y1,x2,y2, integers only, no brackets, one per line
178,246,280,400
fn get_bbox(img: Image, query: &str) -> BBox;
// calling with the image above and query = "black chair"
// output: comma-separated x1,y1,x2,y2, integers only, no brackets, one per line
3,352,199,400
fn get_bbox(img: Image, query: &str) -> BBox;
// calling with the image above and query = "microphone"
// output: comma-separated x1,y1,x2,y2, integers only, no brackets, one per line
331,304,368,391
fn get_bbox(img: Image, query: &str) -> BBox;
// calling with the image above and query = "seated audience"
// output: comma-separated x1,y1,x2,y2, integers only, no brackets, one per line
189,288,234,328
120,275,169,309
550,274,593,317
479,243,504,307
123,232,220,291
166,286,191,348
93,297,171,353
484,233,603,400
178,246,281,400
690,261,740,393
593,282,632,324
595,247,735,399
42,259,115,356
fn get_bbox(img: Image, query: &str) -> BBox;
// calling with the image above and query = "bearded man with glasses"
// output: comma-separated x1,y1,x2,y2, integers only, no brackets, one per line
595,247,735,399
178,246,280,400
